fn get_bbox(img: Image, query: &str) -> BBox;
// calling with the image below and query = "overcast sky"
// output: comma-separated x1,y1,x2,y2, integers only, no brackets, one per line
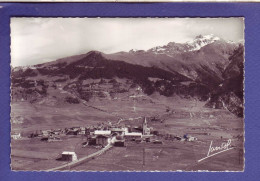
11,18,244,67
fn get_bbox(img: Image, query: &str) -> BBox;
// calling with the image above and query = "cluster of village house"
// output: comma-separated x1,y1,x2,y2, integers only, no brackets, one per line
11,117,198,162
11,116,197,146
13,118,159,147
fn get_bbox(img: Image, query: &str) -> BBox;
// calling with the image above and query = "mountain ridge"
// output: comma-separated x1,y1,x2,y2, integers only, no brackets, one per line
11,35,244,117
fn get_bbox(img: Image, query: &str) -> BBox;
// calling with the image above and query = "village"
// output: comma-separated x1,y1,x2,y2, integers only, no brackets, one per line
12,116,197,163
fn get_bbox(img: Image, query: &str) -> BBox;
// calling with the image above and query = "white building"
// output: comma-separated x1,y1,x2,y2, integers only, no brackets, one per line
11,133,21,140
94,130,111,136
61,151,78,162
78,127,86,135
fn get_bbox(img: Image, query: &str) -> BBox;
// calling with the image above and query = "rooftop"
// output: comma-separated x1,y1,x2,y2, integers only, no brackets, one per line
124,132,142,136
62,151,76,155
94,130,111,135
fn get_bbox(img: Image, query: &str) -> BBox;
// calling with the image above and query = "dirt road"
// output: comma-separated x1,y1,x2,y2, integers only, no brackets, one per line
46,143,113,171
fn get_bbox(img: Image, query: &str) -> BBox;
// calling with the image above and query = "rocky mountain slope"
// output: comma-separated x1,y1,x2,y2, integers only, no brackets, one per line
104,34,239,87
205,45,244,117
11,35,244,117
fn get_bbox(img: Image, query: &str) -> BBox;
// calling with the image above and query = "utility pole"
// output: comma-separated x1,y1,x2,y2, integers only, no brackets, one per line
143,147,145,167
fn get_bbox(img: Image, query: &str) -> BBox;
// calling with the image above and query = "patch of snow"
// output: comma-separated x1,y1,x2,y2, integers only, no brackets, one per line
156,47,166,51
148,77,163,82
227,40,237,44
187,34,221,51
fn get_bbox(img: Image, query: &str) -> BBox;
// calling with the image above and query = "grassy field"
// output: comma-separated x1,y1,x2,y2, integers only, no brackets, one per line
72,140,243,171
10,93,244,171
11,136,99,170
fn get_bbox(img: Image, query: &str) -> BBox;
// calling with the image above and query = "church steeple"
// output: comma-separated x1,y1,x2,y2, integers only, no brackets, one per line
143,117,149,135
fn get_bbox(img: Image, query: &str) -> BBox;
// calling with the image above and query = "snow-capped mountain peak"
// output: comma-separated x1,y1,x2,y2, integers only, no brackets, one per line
187,34,220,51
146,34,222,55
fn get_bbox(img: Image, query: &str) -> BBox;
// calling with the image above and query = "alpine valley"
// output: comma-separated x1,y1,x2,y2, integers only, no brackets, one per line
11,34,244,117
11,34,245,171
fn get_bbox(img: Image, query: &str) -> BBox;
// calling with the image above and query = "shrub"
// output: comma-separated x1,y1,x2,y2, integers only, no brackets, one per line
65,96,80,104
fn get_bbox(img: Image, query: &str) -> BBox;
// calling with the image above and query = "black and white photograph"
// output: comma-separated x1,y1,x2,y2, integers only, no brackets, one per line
10,17,244,171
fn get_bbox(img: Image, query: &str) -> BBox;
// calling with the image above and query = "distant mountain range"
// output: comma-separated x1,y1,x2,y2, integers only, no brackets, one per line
11,35,244,117
104,34,239,86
